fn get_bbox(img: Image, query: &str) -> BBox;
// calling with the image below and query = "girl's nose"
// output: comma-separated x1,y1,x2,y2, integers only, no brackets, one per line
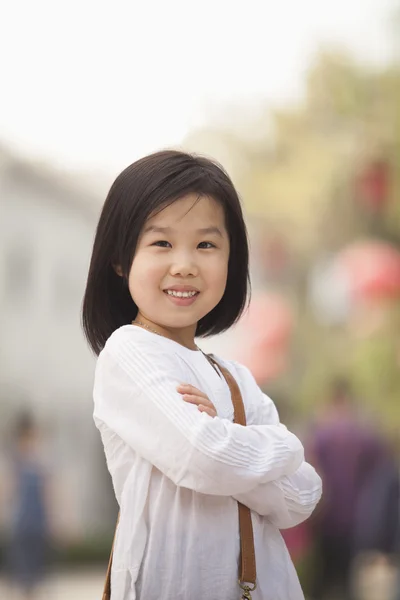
169,253,198,277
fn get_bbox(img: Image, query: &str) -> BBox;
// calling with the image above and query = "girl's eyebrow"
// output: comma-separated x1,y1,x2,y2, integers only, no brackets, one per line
143,225,223,237
142,226,171,235
197,227,223,237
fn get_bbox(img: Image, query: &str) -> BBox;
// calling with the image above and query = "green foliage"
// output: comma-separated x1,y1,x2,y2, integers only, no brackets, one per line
184,47,400,426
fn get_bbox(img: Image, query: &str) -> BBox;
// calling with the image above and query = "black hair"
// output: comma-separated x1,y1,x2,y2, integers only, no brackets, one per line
14,411,35,439
82,150,250,355
330,376,353,404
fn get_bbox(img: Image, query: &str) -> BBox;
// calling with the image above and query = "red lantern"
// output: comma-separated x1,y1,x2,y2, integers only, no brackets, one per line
354,160,390,212
336,240,400,302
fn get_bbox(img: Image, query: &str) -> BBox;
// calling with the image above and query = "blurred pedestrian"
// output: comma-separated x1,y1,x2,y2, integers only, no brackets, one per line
5,413,51,599
308,377,388,600
351,434,400,600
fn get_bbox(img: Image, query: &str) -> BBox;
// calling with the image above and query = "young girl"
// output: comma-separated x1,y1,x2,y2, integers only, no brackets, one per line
82,150,322,600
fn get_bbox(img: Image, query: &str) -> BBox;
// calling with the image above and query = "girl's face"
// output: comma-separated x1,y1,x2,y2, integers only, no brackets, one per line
128,194,230,344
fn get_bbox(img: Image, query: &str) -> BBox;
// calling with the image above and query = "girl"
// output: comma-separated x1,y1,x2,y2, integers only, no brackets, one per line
82,150,322,600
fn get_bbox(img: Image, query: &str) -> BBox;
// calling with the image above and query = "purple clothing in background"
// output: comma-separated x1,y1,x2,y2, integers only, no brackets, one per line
312,415,383,537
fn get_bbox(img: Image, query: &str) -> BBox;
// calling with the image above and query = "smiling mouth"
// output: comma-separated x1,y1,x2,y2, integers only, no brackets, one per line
164,290,199,298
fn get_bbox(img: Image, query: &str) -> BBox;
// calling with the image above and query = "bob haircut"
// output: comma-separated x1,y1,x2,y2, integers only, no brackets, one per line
82,150,250,355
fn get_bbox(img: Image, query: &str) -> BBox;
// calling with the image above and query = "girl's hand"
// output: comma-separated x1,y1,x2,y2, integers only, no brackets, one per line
177,384,217,418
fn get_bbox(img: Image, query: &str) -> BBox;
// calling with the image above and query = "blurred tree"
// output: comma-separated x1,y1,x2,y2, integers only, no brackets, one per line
186,50,400,248
184,47,400,425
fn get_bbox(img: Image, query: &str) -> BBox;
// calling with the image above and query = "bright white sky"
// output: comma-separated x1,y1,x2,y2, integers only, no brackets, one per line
0,0,396,173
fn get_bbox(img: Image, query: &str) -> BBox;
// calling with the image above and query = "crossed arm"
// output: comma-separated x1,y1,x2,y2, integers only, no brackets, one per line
94,334,322,529
176,382,322,529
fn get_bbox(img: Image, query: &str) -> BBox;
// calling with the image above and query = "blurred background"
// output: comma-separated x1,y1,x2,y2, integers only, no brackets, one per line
1,1,400,599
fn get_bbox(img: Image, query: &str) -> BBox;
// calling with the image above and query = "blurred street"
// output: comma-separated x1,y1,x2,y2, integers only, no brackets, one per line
0,569,105,600
1,2,400,599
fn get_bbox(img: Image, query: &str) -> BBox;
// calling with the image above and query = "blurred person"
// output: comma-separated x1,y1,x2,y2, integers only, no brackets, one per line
308,377,388,600
82,150,322,600
353,436,399,557
351,434,400,600
5,413,51,599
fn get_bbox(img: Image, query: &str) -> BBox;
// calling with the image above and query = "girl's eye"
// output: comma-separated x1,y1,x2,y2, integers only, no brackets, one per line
198,242,216,249
152,240,171,248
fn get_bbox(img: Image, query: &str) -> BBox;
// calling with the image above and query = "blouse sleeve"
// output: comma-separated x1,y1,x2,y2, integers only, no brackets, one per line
93,333,304,497
234,462,322,529
226,364,322,527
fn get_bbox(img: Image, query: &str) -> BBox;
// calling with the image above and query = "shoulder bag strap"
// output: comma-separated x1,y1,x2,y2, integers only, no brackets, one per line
102,513,118,600
208,357,257,596
101,358,257,599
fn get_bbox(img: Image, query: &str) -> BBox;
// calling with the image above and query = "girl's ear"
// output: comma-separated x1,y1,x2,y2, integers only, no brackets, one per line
113,264,124,277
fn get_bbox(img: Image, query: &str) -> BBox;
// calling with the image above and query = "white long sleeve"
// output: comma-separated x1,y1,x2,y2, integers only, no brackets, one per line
234,462,322,528
226,365,322,527
93,331,304,497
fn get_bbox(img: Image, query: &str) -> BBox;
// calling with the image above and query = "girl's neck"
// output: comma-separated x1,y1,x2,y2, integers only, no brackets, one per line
134,313,198,351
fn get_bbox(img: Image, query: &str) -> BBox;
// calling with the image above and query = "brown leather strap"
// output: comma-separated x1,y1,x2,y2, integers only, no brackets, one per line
102,513,119,600
211,359,257,587
101,357,256,599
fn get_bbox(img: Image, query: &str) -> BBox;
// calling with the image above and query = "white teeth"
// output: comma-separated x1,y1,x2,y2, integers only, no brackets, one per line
166,290,198,298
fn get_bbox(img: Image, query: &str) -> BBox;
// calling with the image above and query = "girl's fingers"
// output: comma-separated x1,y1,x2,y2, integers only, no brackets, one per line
177,384,208,400
178,385,217,417
182,394,217,416
198,404,217,418
182,394,212,407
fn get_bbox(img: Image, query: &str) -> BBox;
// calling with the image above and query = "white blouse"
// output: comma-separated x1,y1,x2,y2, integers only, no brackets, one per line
93,325,322,600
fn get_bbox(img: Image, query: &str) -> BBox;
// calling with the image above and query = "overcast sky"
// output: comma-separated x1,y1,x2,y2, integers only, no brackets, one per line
0,0,396,173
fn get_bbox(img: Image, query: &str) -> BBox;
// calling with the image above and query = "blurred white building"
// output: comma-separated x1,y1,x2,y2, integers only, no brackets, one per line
0,144,116,541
